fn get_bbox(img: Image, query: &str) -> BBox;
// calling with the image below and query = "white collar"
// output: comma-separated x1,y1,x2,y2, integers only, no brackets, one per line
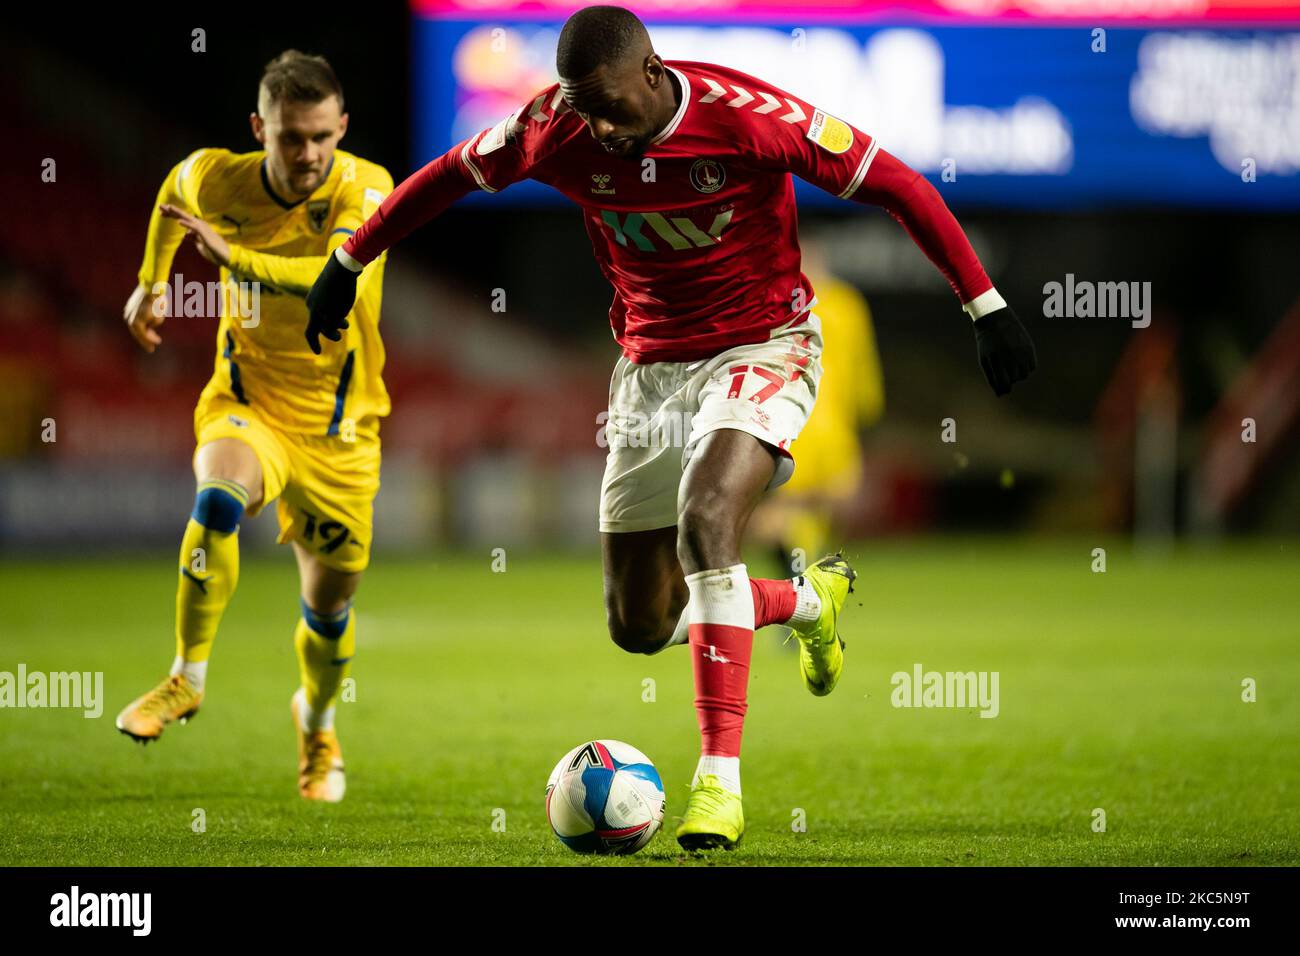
649,66,691,146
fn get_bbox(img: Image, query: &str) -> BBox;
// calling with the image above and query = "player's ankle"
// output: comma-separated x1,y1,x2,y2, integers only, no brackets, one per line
695,755,742,796
170,657,208,693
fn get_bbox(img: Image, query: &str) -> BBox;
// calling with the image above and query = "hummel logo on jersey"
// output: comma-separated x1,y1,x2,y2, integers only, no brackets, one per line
599,207,734,252
703,645,731,664
591,173,615,195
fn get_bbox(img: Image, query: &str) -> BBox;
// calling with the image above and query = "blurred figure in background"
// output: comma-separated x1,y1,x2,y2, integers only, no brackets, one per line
752,237,884,574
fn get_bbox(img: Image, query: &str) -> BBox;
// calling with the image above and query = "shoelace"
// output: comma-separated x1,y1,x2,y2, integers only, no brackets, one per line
783,621,833,649
302,735,337,781
688,781,731,817
138,677,193,717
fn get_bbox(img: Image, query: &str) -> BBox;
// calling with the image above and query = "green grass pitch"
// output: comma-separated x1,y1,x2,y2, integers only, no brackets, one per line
2,539,1297,866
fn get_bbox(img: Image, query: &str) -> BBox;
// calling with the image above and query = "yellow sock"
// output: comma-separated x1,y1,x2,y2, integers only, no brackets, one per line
294,603,355,730
175,479,247,666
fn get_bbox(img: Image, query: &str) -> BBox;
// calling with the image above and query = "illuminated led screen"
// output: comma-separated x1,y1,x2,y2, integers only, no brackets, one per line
411,1,1300,208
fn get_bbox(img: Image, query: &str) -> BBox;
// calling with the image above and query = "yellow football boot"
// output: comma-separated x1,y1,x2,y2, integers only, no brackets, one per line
789,553,857,696
675,774,745,851
115,674,203,743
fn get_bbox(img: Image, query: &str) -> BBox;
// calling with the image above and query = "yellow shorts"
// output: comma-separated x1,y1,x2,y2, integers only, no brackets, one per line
193,391,381,574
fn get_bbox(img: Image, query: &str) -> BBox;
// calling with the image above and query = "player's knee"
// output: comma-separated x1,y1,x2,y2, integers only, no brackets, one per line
194,439,262,504
676,496,738,571
190,480,249,533
605,607,667,655
298,561,361,618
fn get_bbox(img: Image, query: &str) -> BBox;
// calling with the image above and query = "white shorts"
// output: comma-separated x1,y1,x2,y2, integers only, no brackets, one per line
599,315,824,533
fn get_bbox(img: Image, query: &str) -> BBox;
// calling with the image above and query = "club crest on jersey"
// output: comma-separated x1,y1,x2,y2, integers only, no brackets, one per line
591,173,615,195
306,200,330,234
807,109,854,154
690,159,726,194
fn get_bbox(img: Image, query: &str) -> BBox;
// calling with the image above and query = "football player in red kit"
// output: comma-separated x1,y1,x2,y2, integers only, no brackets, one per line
306,5,1036,850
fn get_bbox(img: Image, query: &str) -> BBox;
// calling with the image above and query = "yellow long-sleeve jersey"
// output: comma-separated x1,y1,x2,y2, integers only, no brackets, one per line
137,147,393,435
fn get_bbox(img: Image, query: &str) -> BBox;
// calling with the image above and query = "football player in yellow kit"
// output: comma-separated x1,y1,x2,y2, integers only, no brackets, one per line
115,51,393,803
752,239,885,569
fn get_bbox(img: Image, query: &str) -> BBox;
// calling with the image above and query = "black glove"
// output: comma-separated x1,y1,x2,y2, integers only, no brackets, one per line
305,252,360,355
973,306,1037,396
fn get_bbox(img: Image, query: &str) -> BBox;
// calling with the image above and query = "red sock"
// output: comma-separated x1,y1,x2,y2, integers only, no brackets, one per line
686,565,755,757
750,577,797,628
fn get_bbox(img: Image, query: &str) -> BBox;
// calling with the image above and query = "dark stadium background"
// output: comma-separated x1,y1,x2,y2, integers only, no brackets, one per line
4,3,1298,556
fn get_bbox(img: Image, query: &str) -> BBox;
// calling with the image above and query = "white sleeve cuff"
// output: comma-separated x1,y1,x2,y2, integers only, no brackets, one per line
335,246,364,273
962,287,1006,321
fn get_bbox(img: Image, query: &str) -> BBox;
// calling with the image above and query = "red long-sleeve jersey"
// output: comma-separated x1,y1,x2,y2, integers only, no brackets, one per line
345,59,994,363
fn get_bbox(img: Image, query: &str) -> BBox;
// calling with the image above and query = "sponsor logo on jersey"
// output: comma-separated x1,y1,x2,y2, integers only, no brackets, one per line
591,173,615,195
807,109,854,154
306,200,330,234
690,158,726,194
599,207,735,252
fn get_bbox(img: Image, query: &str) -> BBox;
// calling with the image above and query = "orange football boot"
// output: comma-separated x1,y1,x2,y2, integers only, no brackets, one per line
292,690,346,803
115,674,203,743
